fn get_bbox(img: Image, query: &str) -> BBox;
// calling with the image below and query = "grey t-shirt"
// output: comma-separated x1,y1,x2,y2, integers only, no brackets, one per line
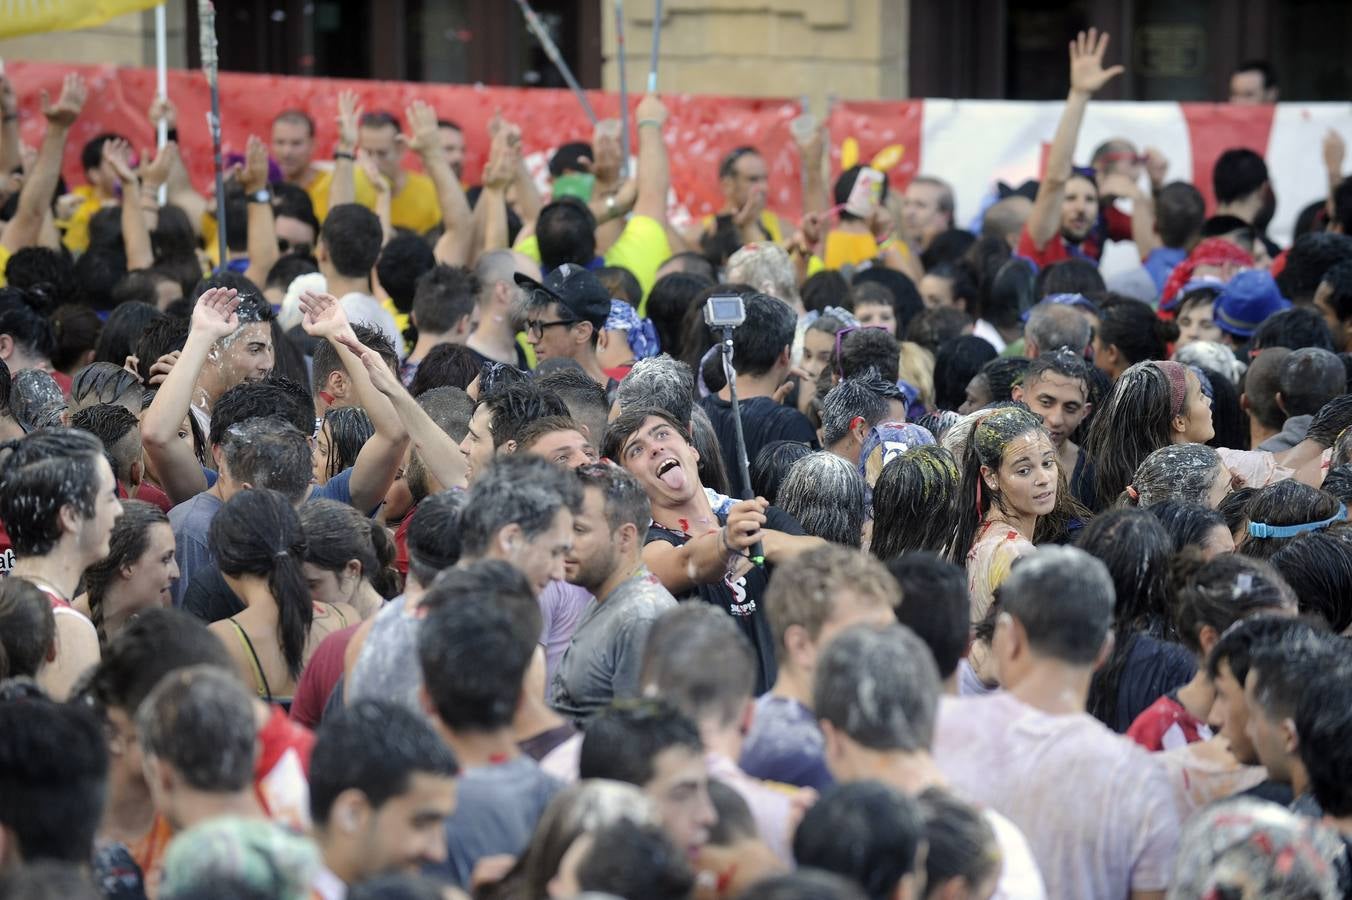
347,594,423,715
430,755,561,887
549,568,676,725
169,491,223,608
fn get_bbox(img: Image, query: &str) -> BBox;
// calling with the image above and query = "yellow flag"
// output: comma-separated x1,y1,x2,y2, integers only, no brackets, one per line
0,0,163,40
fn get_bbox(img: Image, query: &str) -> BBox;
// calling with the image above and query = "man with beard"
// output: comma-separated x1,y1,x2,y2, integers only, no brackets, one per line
1020,29,1123,268
550,463,676,724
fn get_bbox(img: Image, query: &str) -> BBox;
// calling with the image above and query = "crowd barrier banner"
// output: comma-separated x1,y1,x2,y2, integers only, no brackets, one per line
7,62,1351,246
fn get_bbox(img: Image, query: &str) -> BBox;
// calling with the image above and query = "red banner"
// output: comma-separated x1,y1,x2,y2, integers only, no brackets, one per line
5,62,804,221
825,100,926,193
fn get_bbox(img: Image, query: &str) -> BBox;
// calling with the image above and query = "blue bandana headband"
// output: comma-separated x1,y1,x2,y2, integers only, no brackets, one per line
1247,503,1347,539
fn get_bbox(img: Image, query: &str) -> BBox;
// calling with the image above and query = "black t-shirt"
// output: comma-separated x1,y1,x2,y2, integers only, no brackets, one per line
698,395,819,492
646,505,804,695
183,566,246,623
1113,634,1197,733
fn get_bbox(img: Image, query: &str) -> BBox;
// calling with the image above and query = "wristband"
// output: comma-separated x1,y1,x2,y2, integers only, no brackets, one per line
334,150,355,161
637,118,663,130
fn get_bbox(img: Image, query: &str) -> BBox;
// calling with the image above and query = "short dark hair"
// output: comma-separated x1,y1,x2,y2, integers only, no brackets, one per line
70,361,141,411
602,405,694,467
376,234,437,314
1205,614,1302,683
70,402,141,483
792,781,925,900
1246,622,1336,725
413,265,480,335
1320,260,1352,324
727,292,796,376
548,141,592,177
1000,546,1115,665
1278,348,1345,417
219,418,314,503
309,699,459,826
1212,148,1268,205
459,453,581,558
0,579,55,680
819,371,902,446
575,462,651,540
578,700,702,785
273,108,316,135
1296,655,1352,816
418,561,538,731
916,788,1001,897
0,428,107,556
576,821,694,900
405,490,466,587
133,315,189,384
535,365,610,439
536,200,597,270
407,343,481,397
1156,182,1207,248
0,286,55,361
0,697,107,863
135,665,257,792
209,380,313,448
840,328,901,383
483,382,569,449
84,608,235,714
50,305,103,374
1278,232,1352,306
321,204,384,279
1332,176,1352,235
80,132,123,173
640,604,757,727
887,553,970,680
359,110,401,132
597,266,642,306
814,623,939,752
312,322,399,393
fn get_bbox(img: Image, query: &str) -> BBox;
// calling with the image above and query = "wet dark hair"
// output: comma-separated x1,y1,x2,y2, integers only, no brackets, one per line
1096,294,1176,365
318,406,373,482
0,428,107,556
1250,306,1336,354
1197,365,1248,452
1241,480,1343,560
83,501,170,643
49,305,102,375
312,322,398,395
887,552,970,679
1076,509,1175,729
1084,361,1193,512
407,343,481,397
536,199,597,270
982,257,1036,331
750,440,813,507
801,270,852,314
978,356,1031,405
0,287,55,361
405,490,466,588
934,336,997,411
840,327,901,383
647,272,714,360
131,315,188,384
1295,654,1352,818
93,302,164,371
1147,500,1227,553
1269,532,1352,632
209,489,311,679
1320,464,1352,505
1171,553,1294,656
300,499,401,600
483,381,570,449
0,578,56,679
870,446,960,561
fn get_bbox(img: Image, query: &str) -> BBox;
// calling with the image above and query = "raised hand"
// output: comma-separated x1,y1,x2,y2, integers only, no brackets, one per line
298,290,355,341
635,93,668,130
191,287,241,341
357,152,390,194
335,331,400,397
241,135,269,192
148,95,178,130
1324,129,1346,177
336,90,362,155
1144,147,1169,187
482,131,518,190
1068,28,1123,96
41,73,87,128
405,99,441,156
0,76,17,119
141,141,179,191
592,122,622,184
102,138,139,186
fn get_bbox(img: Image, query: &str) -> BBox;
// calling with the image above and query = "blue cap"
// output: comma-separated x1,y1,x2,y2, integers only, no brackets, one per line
1214,271,1290,339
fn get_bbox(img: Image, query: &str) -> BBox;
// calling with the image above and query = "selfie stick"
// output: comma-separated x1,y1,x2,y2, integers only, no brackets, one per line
514,0,598,125
647,0,663,93
716,326,766,566
198,0,228,270
614,0,630,179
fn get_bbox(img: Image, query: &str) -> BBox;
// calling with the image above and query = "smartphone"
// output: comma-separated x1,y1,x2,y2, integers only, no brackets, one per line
552,172,595,203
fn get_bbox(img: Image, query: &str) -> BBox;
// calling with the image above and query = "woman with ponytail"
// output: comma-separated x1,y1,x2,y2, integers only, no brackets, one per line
208,489,358,710
298,499,401,620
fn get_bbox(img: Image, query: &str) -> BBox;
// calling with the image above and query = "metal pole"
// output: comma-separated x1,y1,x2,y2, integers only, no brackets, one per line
614,0,630,178
719,326,764,566
199,0,227,269
646,0,663,93
154,1,168,204
513,0,598,124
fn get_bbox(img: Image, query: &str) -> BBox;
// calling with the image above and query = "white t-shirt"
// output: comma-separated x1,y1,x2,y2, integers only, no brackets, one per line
934,692,1180,899
986,808,1048,900
338,292,404,359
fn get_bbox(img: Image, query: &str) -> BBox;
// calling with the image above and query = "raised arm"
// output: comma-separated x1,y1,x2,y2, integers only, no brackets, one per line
137,140,178,232
102,138,155,270
0,76,20,178
406,100,474,265
151,96,209,234
329,90,361,209
1,73,85,253
141,288,241,502
797,122,829,217
239,136,280,286
357,153,394,245
334,329,469,492
1026,29,1123,251
299,292,410,512
589,122,636,254
476,129,518,256
1324,130,1346,222
642,498,767,594
632,93,670,223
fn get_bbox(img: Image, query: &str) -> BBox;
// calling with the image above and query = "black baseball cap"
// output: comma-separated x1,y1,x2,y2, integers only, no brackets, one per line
515,264,612,329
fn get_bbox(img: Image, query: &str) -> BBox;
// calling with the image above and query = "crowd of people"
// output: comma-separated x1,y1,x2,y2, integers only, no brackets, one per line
3,27,1352,900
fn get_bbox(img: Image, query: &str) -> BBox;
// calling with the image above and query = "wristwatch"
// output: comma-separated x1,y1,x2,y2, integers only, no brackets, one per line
248,188,272,204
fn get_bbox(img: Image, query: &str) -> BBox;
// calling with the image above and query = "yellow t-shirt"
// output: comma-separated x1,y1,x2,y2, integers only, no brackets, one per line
60,185,103,254
699,209,783,243
823,229,881,271
0,243,10,286
381,296,410,337
513,214,671,313
308,166,442,235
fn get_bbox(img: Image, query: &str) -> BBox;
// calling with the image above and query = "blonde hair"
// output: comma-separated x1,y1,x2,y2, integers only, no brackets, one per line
899,341,935,412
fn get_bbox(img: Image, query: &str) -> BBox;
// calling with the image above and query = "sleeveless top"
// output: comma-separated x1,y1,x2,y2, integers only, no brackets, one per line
226,603,349,712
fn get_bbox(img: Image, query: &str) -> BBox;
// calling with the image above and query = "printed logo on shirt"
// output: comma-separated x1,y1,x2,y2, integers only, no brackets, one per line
725,571,756,616
0,549,12,576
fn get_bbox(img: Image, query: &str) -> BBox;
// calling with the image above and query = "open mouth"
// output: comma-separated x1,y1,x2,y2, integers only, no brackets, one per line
656,457,687,490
